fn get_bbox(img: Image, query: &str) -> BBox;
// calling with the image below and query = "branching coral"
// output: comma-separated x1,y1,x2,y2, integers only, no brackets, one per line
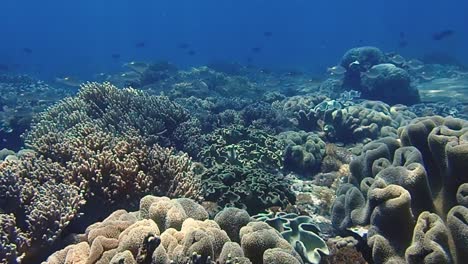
1,82,204,262
0,155,85,262
26,82,190,150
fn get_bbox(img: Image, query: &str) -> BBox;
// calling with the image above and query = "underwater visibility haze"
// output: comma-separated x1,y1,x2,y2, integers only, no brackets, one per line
0,1,467,264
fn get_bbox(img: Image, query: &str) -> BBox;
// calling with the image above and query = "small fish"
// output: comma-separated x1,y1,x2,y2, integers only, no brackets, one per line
418,71,435,81
124,61,149,73
251,47,262,53
23,48,33,54
348,60,361,70
135,42,146,48
327,65,346,76
399,31,406,39
177,43,190,49
188,50,196,56
389,54,406,65
432,30,454,41
55,76,82,87
119,71,141,81
94,72,111,81
263,31,273,37
406,59,424,70
111,53,121,59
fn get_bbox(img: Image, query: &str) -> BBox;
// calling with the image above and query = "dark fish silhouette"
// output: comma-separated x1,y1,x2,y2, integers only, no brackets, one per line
111,54,121,59
135,42,146,48
399,40,408,48
398,31,408,47
251,47,262,53
178,43,190,49
188,50,196,56
432,30,454,41
263,31,273,37
23,48,33,54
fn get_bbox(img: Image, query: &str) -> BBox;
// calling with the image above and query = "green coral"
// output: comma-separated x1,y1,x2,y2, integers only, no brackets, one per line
253,212,329,264
201,165,295,214
200,125,284,171
279,131,326,176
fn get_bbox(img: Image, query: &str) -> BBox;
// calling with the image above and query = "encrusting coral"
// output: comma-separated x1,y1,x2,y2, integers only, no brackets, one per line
330,116,468,263
43,195,306,264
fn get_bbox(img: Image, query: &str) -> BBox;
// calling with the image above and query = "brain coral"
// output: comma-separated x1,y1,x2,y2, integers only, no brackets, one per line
331,116,468,263
44,195,303,264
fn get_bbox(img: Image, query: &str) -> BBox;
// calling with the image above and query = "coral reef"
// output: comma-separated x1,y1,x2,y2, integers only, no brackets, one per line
1,48,467,264
43,196,304,264
252,212,329,264
0,83,204,262
279,131,326,176
0,155,85,262
332,47,423,105
0,74,72,150
199,125,284,171
323,236,367,264
330,116,468,263
360,63,420,105
26,82,191,149
200,164,295,214
341,46,386,72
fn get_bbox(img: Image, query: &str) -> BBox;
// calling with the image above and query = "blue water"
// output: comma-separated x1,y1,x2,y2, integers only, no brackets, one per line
1,0,467,80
